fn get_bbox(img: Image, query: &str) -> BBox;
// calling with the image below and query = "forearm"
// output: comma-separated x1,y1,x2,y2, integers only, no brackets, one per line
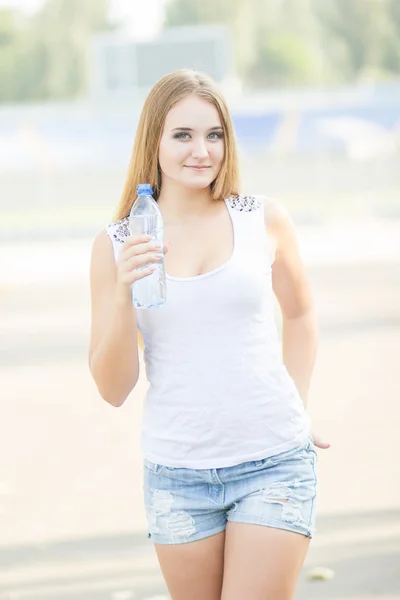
90,294,140,407
281,309,318,407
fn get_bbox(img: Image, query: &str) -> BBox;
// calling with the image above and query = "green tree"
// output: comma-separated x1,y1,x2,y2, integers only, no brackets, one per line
381,0,400,73
164,0,319,88
246,0,319,88
0,0,114,103
248,34,314,88
164,0,400,87
164,0,234,26
29,0,114,99
0,9,26,102
312,0,399,82
163,0,248,71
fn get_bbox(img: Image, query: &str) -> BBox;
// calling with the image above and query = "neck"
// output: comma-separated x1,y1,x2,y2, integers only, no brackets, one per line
157,179,216,218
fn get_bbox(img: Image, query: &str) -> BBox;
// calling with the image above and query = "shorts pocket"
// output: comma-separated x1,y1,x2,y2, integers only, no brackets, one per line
144,458,165,475
267,438,312,466
250,458,270,469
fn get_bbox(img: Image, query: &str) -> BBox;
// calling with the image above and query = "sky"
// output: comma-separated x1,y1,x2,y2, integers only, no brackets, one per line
0,0,166,39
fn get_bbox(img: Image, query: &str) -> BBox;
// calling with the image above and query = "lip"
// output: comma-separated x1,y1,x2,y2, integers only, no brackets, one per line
185,166,211,170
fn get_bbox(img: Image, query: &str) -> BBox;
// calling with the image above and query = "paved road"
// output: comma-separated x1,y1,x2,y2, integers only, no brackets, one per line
0,510,399,599
0,237,399,599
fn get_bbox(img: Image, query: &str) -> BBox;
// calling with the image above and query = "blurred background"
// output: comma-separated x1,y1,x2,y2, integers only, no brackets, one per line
0,0,399,598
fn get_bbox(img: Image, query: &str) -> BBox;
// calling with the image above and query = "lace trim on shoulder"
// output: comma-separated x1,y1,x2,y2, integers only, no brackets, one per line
227,195,262,212
109,217,130,244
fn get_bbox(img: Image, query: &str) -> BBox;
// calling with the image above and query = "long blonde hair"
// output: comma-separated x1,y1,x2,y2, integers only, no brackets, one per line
113,69,240,221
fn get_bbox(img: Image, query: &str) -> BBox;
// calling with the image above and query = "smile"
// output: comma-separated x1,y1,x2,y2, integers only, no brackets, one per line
185,166,211,170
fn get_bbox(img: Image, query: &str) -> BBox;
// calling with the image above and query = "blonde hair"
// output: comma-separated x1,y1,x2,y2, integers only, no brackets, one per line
113,69,240,221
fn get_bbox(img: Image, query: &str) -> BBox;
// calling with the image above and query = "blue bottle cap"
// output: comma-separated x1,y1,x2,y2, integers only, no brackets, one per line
136,183,153,195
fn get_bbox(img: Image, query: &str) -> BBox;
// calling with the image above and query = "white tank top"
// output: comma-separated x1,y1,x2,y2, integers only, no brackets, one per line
106,194,311,469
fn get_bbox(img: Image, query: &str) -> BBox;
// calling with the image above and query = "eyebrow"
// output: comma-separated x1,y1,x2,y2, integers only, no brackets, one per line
171,126,223,132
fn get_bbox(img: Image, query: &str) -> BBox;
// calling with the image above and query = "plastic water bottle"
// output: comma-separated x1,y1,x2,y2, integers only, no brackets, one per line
128,184,166,309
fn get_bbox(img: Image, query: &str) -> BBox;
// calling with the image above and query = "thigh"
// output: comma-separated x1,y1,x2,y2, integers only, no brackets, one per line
226,437,318,539
221,522,308,600
156,531,225,600
221,438,318,599
143,460,227,598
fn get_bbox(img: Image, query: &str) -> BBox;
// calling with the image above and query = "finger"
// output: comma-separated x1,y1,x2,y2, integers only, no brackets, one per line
123,234,153,246
126,252,163,272
121,240,163,261
131,265,157,283
314,440,331,449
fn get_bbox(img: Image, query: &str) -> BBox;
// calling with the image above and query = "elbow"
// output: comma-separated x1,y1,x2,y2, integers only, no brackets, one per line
89,361,139,408
98,378,137,408
102,392,128,408
89,356,139,408
97,377,138,408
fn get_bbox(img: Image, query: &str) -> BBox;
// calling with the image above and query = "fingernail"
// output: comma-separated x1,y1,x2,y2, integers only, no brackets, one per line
168,241,173,245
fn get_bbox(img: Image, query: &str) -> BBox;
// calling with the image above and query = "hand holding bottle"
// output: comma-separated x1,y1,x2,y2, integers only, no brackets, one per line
115,235,169,303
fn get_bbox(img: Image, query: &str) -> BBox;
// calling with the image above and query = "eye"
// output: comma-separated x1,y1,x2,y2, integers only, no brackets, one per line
173,132,191,140
208,131,224,140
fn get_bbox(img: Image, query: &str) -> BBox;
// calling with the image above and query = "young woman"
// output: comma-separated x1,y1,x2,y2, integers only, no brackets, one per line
89,69,329,600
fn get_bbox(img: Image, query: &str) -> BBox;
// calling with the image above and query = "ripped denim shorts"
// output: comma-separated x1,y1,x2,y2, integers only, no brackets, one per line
143,437,318,545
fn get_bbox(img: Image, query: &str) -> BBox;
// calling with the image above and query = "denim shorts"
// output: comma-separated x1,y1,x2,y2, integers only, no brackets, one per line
143,437,318,545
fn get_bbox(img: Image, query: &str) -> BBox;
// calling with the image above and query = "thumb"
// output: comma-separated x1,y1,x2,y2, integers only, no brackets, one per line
312,435,331,449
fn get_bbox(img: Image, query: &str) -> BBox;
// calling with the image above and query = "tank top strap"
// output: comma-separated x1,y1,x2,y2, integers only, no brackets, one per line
106,217,129,260
226,194,276,265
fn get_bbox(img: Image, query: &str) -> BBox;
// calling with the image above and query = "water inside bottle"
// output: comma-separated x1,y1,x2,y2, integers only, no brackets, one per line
129,215,165,308
133,267,166,308
129,214,161,237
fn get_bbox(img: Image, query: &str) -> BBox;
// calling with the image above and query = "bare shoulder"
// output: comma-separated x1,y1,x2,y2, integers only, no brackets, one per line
90,229,117,282
263,196,292,227
262,196,297,251
93,228,110,248
91,229,113,259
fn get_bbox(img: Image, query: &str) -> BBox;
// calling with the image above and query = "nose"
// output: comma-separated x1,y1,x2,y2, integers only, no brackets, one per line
191,138,209,159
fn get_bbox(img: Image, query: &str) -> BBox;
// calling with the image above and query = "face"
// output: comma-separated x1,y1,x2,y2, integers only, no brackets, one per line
158,95,225,191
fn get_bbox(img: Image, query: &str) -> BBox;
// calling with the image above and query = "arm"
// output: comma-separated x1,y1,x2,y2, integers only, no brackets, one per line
89,231,168,407
264,199,318,407
89,231,140,407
